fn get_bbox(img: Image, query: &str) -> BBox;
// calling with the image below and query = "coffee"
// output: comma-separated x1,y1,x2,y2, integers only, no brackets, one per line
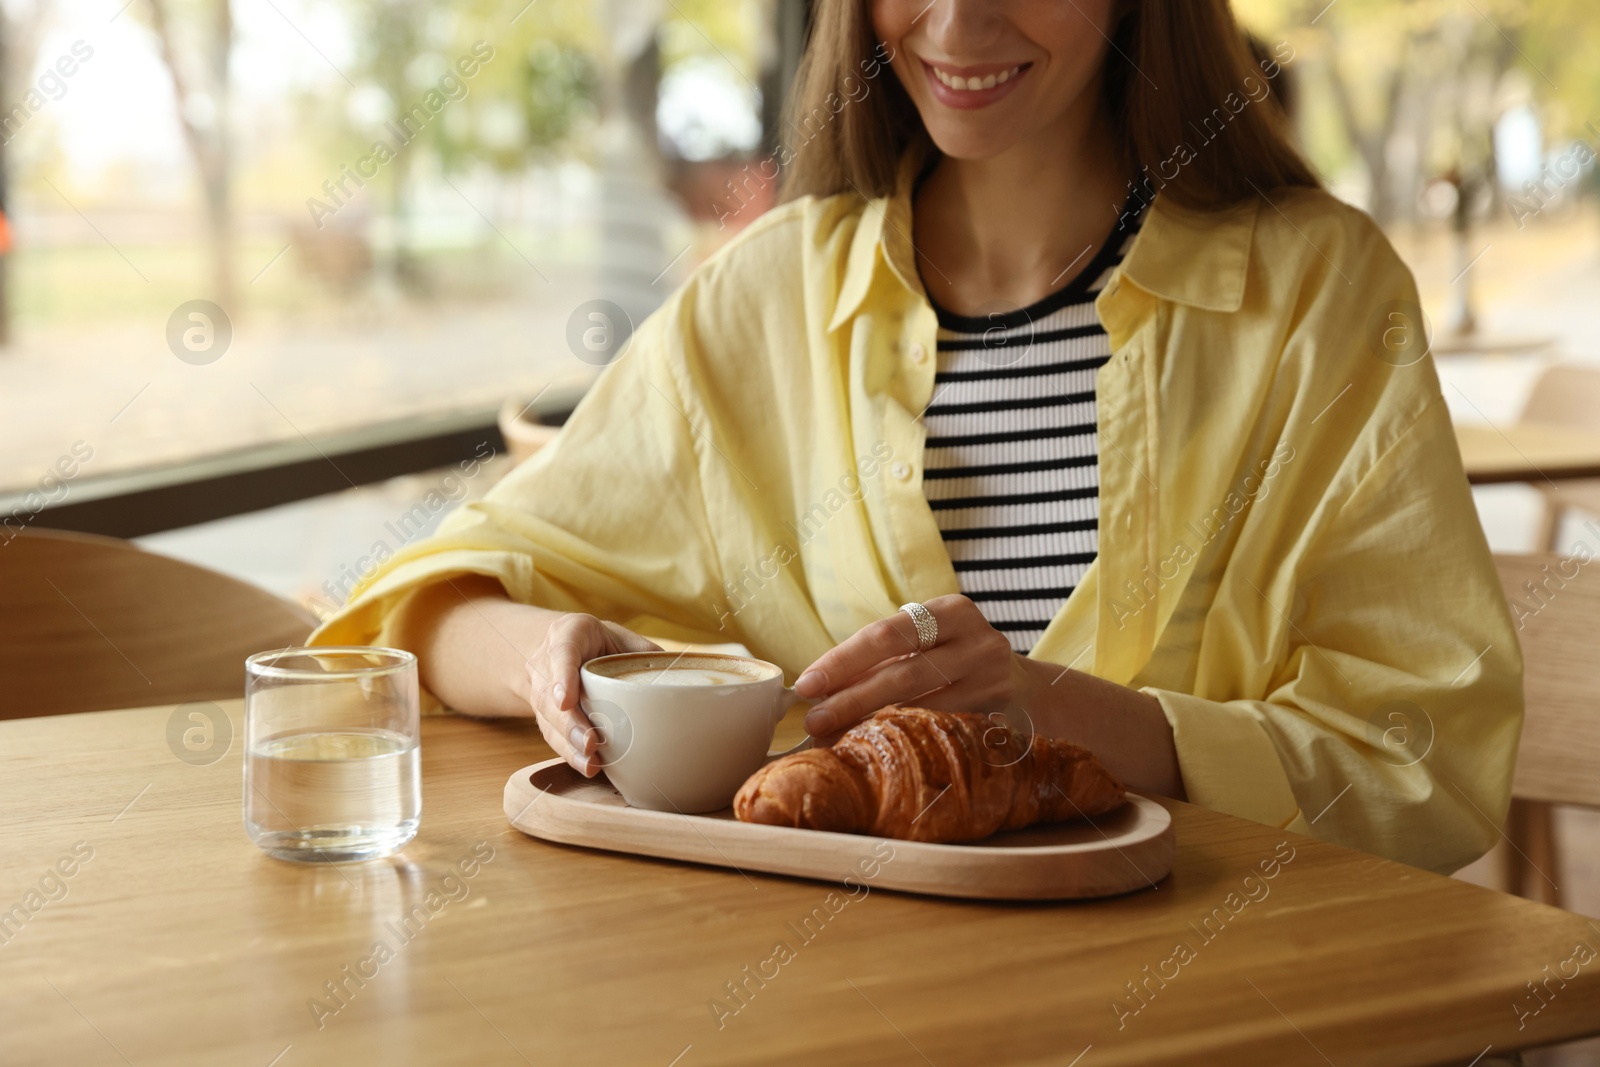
614,667,756,687
587,654,775,687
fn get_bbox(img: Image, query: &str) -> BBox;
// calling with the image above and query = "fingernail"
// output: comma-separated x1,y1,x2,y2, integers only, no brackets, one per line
569,725,591,753
552,682,567,707
795,670,826,697
804,707,831,734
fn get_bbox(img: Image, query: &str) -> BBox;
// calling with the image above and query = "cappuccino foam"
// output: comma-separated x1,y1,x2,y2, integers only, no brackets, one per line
587,653,775,687
614,667,755,687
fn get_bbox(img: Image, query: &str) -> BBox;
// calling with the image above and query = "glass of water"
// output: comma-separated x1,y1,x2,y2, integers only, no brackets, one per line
244,647,421,862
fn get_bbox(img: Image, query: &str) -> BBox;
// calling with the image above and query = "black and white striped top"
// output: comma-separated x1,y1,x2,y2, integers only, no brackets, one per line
922,205,1144,654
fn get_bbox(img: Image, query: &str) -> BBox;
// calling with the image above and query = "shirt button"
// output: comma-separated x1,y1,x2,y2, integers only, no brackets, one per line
909,342,927,364
1123,512,1134,533
891,462,912,481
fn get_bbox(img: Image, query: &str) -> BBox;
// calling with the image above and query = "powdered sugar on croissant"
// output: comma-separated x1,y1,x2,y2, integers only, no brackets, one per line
733,707,1126,843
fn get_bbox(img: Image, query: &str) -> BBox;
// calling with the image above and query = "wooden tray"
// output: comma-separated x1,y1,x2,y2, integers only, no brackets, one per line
504,759,1174,900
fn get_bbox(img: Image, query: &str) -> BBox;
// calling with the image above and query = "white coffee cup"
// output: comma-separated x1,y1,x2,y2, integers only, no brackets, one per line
579,651,810,813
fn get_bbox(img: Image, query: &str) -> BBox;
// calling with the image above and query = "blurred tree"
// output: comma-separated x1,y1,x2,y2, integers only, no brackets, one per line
429,35,599,174
287,0,759,301
144,0,236,307
1520,0,1600,137
344,0,430,292
436,0,642,170
324,0,606,291
523,42,600,153
0,0,55,346
1,0,54,134
1241,0,1551,224
1240,0,1600,223
1318,0,1416,223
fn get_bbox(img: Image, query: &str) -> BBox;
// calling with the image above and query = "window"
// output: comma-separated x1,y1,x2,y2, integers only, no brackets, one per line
1,0,785,531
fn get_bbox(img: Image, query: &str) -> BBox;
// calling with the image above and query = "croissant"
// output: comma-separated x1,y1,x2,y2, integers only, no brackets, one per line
733,707,1126,843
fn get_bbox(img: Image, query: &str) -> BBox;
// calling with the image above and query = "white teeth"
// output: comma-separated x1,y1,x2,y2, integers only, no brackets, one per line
933,65,1021,91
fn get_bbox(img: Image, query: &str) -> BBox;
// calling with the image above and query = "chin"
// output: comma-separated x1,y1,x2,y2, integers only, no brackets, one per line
921,121,1028,162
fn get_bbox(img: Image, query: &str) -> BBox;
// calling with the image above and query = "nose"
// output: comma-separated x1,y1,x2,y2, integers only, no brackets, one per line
921,0,1006,54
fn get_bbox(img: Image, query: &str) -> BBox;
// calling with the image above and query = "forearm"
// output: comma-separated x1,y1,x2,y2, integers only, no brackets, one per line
389,575,560,716
1014,659,1186,799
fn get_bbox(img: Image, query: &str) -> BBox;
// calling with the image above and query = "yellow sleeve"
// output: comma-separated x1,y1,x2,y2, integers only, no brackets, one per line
1149,397,1523,874
309,285,734,654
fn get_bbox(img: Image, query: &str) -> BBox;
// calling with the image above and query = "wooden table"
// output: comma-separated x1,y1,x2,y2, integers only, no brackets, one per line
1457,421,1600,484
3,703,1598,1067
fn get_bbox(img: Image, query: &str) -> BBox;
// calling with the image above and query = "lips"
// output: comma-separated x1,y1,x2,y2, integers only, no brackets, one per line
919,60,1032,110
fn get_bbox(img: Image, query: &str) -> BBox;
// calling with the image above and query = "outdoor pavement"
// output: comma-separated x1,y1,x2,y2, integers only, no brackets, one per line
0,276,602,493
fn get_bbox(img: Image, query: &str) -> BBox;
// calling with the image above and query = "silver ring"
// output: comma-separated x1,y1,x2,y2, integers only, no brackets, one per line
899,602,938,652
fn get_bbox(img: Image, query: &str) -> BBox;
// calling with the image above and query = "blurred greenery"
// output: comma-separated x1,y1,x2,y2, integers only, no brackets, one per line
1520,0,1600,133
293,0,757,182
1235,0,1600,223
8,0,765,330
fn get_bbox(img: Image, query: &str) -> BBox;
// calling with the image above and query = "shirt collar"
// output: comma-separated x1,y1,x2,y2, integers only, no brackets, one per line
1118,194,1258,313
827,149,927,332
828,152,1260,332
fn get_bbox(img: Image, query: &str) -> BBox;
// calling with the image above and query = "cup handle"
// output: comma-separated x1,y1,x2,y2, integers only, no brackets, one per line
767,687,812,758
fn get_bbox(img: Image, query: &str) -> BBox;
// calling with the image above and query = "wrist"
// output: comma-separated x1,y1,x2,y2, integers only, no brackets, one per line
1005,654,1050,734
508,656,535,710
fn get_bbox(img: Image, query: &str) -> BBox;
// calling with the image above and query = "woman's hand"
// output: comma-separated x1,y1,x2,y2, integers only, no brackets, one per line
794,594,1028,737
524,614,661,777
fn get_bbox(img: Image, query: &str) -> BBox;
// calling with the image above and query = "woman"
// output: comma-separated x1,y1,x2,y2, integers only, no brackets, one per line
313,0,1521,874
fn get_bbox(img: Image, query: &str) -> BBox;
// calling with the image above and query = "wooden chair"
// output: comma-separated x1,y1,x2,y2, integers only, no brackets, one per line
1521,363,1600,549
0,529,315,719
1493,553,1600,908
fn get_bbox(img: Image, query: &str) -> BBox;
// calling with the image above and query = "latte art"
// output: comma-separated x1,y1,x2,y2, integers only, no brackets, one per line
615,667,757,687
586,652,778,688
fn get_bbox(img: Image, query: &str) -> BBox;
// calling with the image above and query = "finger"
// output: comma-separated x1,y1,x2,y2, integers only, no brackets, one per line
525,648,565,717
528,666,600,766
803,649,959,735
895,679,1005,718
535,712,599,777
811,727,848,749
524,652,556,715
536,628,603,760
795,611,930,699
545,631,592,715
538,690,600,763
603,622,663,654
806,676,1006,744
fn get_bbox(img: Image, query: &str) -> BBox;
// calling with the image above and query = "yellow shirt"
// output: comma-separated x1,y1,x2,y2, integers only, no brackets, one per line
312,160,1522,875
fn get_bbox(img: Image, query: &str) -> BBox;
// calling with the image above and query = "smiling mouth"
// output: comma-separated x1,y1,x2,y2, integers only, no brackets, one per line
928,63,1027,92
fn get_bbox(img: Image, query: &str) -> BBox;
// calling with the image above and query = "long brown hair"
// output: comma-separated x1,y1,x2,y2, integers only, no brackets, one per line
778,0,1320,211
